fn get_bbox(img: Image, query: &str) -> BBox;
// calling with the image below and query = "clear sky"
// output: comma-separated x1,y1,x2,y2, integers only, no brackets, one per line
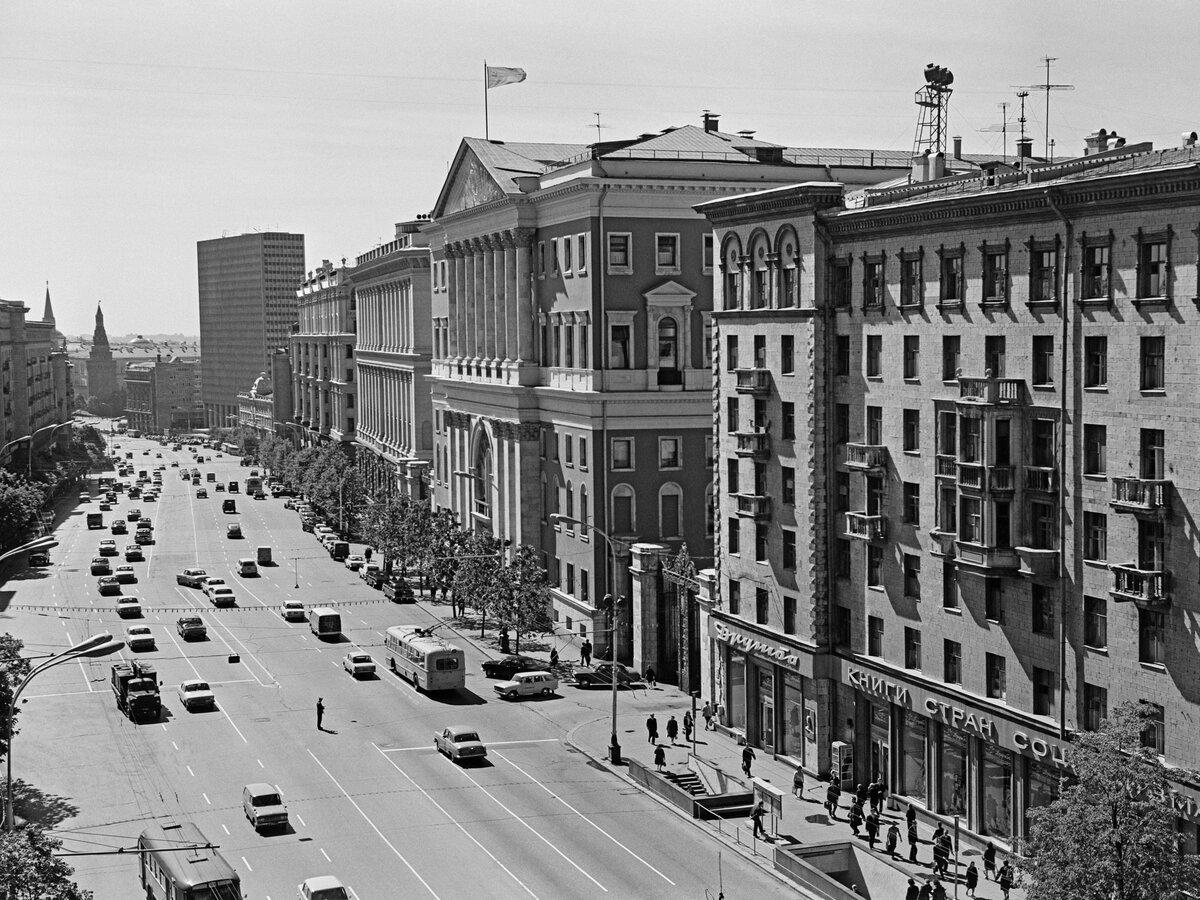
2,1,1195,337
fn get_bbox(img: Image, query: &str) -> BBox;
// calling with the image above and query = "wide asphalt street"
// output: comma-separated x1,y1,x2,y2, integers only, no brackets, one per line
4,428,792,899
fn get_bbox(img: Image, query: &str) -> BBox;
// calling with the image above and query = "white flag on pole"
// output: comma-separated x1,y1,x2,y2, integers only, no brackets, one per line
486,66,527,90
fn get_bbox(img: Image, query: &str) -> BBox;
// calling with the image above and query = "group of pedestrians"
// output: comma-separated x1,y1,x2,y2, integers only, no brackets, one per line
648,710,697,771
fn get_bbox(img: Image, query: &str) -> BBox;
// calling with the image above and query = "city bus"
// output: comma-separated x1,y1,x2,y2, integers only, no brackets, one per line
138,821,241,900
384,626,466,692
245,475,263,496
308,606,342,639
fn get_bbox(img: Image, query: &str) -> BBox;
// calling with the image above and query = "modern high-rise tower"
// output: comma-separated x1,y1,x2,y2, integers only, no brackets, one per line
197,232,305,427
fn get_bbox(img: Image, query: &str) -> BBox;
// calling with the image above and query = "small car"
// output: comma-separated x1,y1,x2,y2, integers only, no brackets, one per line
126,508,142,521
98,539,118,556
201,576,226,595
227,523,242,539
115,597,142,618
196,488,208,498
343,555,366,571
27,551,49,567
298,876,357,900
209,586,236,607
134,529,153,545
98,501,111,511
281,600,306,622
138,517,153,529
215,483,225,492
573,662,644,689
176,616,207,640
254,491,266,500
90,557,112,576
125,545,144,561
242,783,288,832
434,726,487,764
342,653,376,677
114,564,137,584
110,520,128,535
481,655,545,680
178,679,215,710
125,625,155,651
170,461,179,467
78,493,90,503
176,568,207,587
143,492,157,502
97,575,122,596
494,671,559,700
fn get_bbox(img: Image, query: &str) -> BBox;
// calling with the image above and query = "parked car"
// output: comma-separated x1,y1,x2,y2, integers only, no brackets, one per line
383,578,414,603
434,726,488,765
176,615,207,640
90,557,112,576
178,679,215,710
343,554,366,571
573,662,644,689
28,551,50,567
242,783,288,832
97,575,122,596
176,568,208,587
114,564,138,584
125,625,155,651
481,655,544,680
342,653,376,677
494,671,559,700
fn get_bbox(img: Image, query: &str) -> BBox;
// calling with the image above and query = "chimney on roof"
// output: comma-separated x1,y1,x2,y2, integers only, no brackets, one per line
1084,128,1108,156
702,111,720,133
1183,131,1198,148
1017,137,1034,160
952,135,962,160
930,152,947,179
911,149,930,182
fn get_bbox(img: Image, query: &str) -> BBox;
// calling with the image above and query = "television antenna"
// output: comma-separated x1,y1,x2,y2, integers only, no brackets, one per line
978,101,1011,163
591,112,609,144
1014,56,1074,159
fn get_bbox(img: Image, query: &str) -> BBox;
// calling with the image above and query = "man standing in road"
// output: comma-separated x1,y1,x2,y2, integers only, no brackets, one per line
316,697,325,730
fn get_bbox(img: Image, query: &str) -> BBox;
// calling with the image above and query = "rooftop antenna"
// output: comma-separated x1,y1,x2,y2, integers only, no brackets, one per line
911,63,954,163
1015,56,1074,159
592,112,609,144
978,101,1011,164
1016,90,1030,164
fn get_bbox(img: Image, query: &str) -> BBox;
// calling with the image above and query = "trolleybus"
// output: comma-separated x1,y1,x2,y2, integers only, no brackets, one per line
384,625,465,692
138,821,240,900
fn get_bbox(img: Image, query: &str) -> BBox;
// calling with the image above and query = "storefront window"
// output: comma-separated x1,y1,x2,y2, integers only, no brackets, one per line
901,711,927,803
727,653,747,731
759,669,775,750
982,743,1013,839
1025,760,1061,835
783,672,805,763
871,703,890,786
940,727,968,817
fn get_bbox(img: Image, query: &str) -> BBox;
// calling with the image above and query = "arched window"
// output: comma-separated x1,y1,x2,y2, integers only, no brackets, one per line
566,483,575,519
722,236,743,311
552,476,561,516
658,317,678,371
580,485,589,529
750,233,771,309
777,227,800,308
541,473,549,522
659,482,683,539
473,432,493,522
611,483,636,534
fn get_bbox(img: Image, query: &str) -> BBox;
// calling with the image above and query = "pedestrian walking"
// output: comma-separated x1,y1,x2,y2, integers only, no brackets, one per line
792,764,805,799
751,800,767,839
549,647,559,668
998,862,1013,900
701,701,713,730
908,821,919,863
581,639,592,667
965,861,979,897
646,713,659,744
654,745,666,771
666,715,679,745
363,547,372,563
855,782,869,808
885,822,900,858
865,810,880,849
825,780,841,819
868,778,885,816
931,880,947,900
645,665,657,688
741,744,756,778
316,697,325,730
905,878,920,900
848,800,863,837
938,833,953,870
683,711,694,742
983,842,997,881
917,879,932,900
906,802,917,831
932,840,947,877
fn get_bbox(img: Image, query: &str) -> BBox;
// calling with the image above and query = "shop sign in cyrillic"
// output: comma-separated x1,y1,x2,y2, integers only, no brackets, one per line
713,620,805,671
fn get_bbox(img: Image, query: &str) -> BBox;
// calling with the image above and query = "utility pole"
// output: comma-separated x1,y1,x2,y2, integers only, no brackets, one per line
1015,56,1074,159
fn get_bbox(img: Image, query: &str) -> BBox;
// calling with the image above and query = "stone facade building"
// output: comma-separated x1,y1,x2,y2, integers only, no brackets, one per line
0,297,74,468
289,261,356,448
124,357,203,433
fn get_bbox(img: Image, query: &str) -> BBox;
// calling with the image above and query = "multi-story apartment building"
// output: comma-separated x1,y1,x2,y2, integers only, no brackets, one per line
422,117,907,676
0,298,74,468
290,261,356,447
124,357,203,433
197,231,305,428
699,132,1200,850
353,219,434,499
237,350,293,446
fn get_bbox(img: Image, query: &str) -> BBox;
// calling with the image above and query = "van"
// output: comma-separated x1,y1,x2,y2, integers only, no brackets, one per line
228,481,239,493
329,541,349,562
308,607,341,639
238,558,258,577
222,498,237,514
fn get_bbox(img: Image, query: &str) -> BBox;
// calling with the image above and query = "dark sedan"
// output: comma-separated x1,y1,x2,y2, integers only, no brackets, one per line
481,655,545,680
573,662,644,689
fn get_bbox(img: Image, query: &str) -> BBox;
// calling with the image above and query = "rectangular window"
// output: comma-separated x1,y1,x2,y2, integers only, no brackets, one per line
655,234,680,272
940,253,963,302
836,471,850,513
1140,702,1165,755
565,563,575,595
702,234,714,272
1138,240,1167,298
903,554,921,598
781,466,795,505
985,335,1006,378
942,335,960,380
782,402,795,440
959,495,981,542
835,335,851,376
1084,512,1107,562
1083,244,1110,299
866,406,882,445
1031,419,1055,467
1084,595,1108,649
831,261,851,308
865,335,882,377
985,579,1003,622
904,627,922,670
1032,584,1055,635
611,437,633,470
576,233,588,274
903,409,920,452
1031,500,1056,550
659,437,681,470
1083,683,1107,731
1032,335,1055,385
942,562,959,610
564,435,574,466
944,639,962,684
607,233,631,271
982,249,1008,302
833,606,851,648
986,653,1007,701
752,334,767,368
781,335,794,375
1141,336,1165,390
1139,608,1166,665
902,482,920,525
726,335,738,372
562,235,573,275
538,241,546,274
727,579,740,614
755,524,768,562
900,255,922,307
994,500,1011,548
727,459,739,495
579,324,588,368
834,403,850,444
867,544,883,587
1084,336,1108,388
782,530,796,569
1140,428,1165,479
580,437,588,470
564,323,575,367
756,588,768,625
868,615,884,656
835,538,852,578
610,324,631,369
1032,248,1057,302
1033,666,1055,717
551,239,560,275
903,335,920,379
863,260,884,309
1083,424,1106,475
727,518,740,554
783,596,797,635
726,397,738,434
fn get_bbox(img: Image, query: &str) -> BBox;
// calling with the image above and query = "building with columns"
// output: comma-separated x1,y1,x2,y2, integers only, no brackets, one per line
353,219,434,500
290,261,356,447
422,119,910,677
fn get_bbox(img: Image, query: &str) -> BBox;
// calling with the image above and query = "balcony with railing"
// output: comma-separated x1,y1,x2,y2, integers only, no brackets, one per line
845,512,887,542
735,368,771,395
929,529,957,558
1025,466,1058,493
735,430,771,459
1110,564,1170,609
956,462,1013,492
845,443,888,472
953,541,1020,572
1015,546,1059,577
735,493,771,519
957,377,1027,406
935,454,957,479
1110,478,1171,516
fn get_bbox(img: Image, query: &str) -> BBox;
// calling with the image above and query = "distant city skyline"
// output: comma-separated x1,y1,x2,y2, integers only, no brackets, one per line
4,0,1194,335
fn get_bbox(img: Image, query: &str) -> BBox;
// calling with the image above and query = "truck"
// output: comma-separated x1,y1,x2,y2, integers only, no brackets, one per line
256,545,272,566
245,475,263,496
86,512,104,530
111,660,161,722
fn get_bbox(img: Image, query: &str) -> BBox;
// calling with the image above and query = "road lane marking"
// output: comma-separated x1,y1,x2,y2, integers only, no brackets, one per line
320,848,331,862
187,766,195,777
450,759,606,892
203,793,210,804
163,618,249,744
222,824,229,835
373,743,539,899
241,856,253,872
495,752,676,885
172,741,179,751
295,814,305,827
257,759,264,768
307,749,440,899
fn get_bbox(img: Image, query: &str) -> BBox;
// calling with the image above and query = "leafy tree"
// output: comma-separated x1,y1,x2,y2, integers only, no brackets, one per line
362,496,407,576
452,532,504,632
0,824,92,899
0,475,46,552
426,511,467,612
1019,700,1200,900
492,545,552,653
0,634,31,766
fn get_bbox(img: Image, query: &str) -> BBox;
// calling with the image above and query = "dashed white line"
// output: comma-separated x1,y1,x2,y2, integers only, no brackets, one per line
202,793,210,805
221,823,229,835
186,766,195,777
295,814,306,827
320,847,331,862
241,856,253,872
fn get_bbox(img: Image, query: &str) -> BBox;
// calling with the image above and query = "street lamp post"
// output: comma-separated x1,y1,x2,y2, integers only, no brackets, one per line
5,632,123,831
26,421,71,480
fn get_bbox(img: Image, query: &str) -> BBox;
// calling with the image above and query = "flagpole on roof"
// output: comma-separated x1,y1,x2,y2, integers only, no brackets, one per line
484,60,489,141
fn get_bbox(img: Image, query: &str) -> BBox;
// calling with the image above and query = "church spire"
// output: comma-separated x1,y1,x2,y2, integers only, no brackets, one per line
92,302,110,350
42,282,55,327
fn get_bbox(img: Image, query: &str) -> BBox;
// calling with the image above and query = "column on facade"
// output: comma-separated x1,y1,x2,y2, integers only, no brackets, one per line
454,245,468,362
465,242,478,363
499,233,516,363
491,237,508,363
512,229,535,364
445,247,459,360
480,237,495,364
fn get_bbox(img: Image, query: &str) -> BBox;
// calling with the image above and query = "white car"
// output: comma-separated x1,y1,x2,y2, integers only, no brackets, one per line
201,577,226,597
178,679,215,711
343,554,366,571
125,625,155,651
297,876,357,900
434,726,488,764
281,600,306,621
209,586,236,607
342,653,376,677
177,568,207,587
494,671,559,700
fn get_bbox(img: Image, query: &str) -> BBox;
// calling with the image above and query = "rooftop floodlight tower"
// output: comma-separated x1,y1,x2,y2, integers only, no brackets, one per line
912,63,955,162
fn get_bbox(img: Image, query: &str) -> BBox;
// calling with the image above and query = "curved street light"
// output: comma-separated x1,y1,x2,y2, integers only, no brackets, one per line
4,631,123,831
0,435,32,469
0,537,57,568
27,421,72,479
